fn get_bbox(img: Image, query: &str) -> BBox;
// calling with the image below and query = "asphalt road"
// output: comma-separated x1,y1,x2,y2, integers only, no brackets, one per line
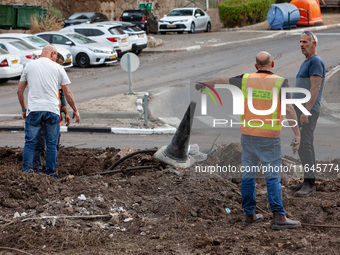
1,28,340,160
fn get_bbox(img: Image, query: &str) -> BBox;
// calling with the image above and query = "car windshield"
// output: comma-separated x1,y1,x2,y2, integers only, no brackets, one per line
10,40,36,50
25,36,48,47
68,13,93,20
109,27,125,35
126,25,142,32
168,9,193,16
0,48,9,54
66,33,96,44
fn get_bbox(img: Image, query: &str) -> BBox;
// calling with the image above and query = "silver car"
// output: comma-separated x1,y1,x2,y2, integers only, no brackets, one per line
159,8,211,34
36,31,117,68
0,33,73,69
0,39,41,67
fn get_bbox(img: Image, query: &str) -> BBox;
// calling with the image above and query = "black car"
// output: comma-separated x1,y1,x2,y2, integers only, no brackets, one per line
64,12,109,27
120,9,158,34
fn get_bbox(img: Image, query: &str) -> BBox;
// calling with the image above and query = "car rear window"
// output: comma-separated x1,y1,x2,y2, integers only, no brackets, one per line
10,41,36,50
121,11,143,21
109,27,125,35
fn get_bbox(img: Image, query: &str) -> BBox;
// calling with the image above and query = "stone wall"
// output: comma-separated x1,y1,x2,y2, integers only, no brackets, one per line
1,0,207,20
1,0,221,29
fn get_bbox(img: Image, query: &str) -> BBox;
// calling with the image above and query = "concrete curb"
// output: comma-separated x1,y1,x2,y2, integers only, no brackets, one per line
144,23,340,54
0,125,177,134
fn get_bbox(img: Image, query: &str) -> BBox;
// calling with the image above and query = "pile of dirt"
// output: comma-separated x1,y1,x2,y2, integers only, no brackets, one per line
0,145,340,254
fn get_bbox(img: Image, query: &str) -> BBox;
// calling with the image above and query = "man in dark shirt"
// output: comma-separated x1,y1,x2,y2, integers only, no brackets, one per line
289,31,325,197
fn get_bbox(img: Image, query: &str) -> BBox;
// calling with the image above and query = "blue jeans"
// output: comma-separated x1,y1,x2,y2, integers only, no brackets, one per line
23,111,60,177
241,135,285,216
33,127,61,173
294,107,319,185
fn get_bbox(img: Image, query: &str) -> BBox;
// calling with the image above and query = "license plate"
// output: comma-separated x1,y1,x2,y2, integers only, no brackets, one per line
138,34,144,38
110,55,116,59
122,38,127,43
12,60,18,64
167,25,176,28
66,58,71,63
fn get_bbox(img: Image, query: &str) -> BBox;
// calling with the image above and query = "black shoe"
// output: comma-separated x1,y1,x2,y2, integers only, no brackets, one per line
288,182,303,191
294,182,316,197
244,213,263,226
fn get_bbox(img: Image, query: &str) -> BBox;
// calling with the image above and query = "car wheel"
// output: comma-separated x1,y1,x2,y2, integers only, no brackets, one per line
205,22,211,32
160,31,166,35
0,79,9,83
145,25,150,35
76,53,90,68
189,23,195,34
178,31,183,34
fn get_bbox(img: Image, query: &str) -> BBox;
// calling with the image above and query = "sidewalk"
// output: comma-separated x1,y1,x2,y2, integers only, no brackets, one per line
1,13,339,134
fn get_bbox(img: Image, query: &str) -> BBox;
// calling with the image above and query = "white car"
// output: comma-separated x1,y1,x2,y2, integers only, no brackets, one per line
102,21,147,55
60,23,132,57
159,8,211,34
36,31,117,68
0,48,23,83
0,33,73,69
0,39,41,67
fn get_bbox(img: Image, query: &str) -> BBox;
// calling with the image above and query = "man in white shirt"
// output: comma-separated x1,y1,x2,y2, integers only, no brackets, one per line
17,45,80,178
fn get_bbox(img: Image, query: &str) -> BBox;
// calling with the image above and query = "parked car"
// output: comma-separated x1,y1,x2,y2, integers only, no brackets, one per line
0,48,23,83
158,8,211,34
0,39,41,67
64,12,109,27
60,23,131,57
0,33,73,69
120,9,158,34
36,31,117,68
101,21,147,55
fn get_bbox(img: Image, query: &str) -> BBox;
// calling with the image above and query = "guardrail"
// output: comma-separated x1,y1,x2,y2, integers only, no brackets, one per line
288,8,309,30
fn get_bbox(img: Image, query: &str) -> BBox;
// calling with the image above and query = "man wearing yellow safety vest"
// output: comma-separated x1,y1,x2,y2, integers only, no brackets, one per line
196,51,301,230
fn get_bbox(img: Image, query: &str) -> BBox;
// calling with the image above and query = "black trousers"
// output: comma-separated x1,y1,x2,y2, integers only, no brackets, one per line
294,106,319,186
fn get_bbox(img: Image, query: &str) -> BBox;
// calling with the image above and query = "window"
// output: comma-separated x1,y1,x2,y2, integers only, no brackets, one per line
109,27,125,35
52,35,69,45
197,9,205,16
0,44,8,51
38,34,52,42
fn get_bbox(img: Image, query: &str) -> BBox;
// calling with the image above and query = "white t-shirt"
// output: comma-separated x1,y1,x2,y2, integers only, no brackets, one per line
20,57,71,116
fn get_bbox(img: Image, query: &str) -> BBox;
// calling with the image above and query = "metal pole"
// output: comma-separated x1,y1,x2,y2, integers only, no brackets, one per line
143,94,149,127
206,0,209,10
127,54,133,94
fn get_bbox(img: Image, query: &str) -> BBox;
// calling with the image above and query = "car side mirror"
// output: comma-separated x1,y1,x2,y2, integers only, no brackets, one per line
65,41,73,46
195,13,201,18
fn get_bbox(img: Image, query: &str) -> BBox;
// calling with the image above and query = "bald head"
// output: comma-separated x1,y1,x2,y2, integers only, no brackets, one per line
41,45,58,61
255,51,273,71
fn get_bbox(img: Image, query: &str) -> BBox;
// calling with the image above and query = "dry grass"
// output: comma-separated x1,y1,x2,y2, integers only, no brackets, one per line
30,7,64,33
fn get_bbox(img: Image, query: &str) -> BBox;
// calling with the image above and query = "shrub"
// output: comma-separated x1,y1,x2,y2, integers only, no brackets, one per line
218,0,275,28
30,6,64,33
